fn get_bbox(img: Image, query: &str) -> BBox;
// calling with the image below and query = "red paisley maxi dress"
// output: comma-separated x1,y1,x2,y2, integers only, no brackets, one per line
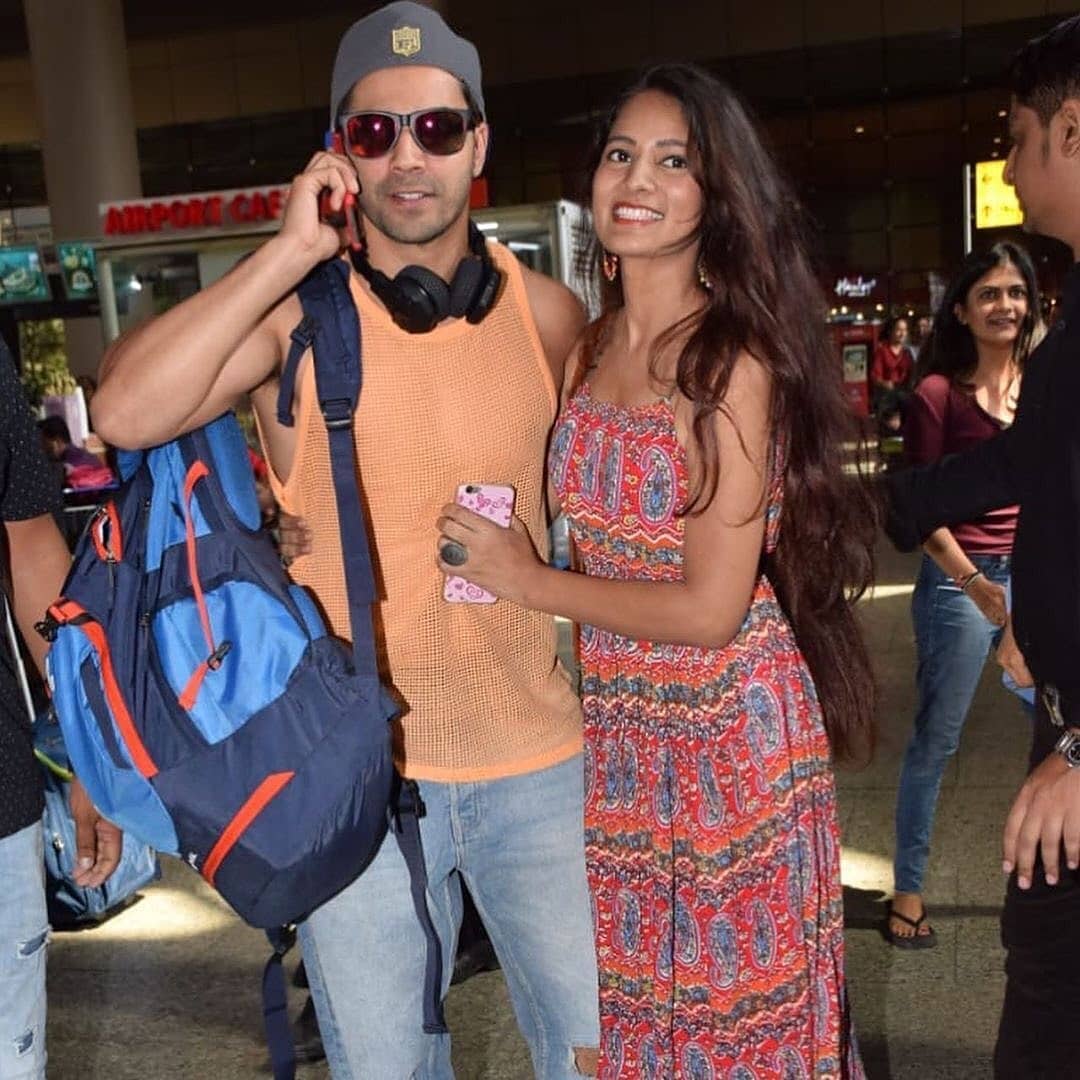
549,383,863,1080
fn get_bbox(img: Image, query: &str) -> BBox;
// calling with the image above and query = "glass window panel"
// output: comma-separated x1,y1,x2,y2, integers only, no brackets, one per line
137,126,191,171
886,95,962,134
887,131,963,179
885,32,964,95
812,190,888,232
964,88,1011,129
732,51,807,110
250,111,322,161
889,181,946,226
813,104,885,142
965,124,1009,166
890,224,944,271
5,149,45,204
189,119,250,167
776,143,811,183
806,42,884,104
823,229,889,272
764,112,810,148
963,17,1055,82
811,138,885,184
140,165,197,199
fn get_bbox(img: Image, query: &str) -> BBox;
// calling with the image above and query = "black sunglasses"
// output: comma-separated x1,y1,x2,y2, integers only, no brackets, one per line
339,108,476,159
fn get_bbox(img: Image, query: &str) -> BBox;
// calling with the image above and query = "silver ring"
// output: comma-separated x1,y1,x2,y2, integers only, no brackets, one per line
440,540,468,567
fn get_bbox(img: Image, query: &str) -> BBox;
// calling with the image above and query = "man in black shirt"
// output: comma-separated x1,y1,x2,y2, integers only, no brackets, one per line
886,14,1080,1075
0,341,120,1078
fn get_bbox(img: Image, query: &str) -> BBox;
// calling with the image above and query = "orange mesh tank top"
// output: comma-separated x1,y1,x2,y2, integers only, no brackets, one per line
262,241,581,781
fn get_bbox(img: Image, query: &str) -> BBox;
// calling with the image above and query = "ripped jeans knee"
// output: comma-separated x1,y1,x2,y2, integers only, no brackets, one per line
573,1045,599,1076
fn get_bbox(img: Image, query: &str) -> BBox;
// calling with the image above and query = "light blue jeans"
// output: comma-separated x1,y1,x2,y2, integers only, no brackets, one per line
894,554,1013,894
299,754,600,1078
0,820,47,1080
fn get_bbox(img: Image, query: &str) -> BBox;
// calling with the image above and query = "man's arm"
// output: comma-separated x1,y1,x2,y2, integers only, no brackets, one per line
5,509,124,889
7,514,69,676
884,426,1022,551
93,153,360,449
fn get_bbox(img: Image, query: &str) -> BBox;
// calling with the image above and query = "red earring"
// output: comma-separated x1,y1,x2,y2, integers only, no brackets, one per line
602,251,619,283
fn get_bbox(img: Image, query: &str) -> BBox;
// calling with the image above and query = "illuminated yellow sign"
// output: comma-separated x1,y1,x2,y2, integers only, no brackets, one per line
975,160,1023,229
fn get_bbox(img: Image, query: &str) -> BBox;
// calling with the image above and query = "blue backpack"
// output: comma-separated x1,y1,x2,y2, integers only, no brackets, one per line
38,258,445,1076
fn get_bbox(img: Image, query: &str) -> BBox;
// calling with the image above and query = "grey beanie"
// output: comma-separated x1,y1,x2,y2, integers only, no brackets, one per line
330,2,485,125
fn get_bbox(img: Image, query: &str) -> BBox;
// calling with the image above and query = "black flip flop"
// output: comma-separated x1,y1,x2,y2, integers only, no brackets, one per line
885,903,937,949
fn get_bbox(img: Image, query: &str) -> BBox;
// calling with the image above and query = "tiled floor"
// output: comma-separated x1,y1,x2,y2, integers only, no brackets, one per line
44,542,1030,1078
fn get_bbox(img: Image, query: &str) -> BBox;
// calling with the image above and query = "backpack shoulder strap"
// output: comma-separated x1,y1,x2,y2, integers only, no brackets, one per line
290,258,378,679
284,259,448,1039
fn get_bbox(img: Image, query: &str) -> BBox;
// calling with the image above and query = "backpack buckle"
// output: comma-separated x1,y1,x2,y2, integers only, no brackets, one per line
395,778,427,827
270,924,297,958
319,397,354,431
289,315,315,350
35,601,89,642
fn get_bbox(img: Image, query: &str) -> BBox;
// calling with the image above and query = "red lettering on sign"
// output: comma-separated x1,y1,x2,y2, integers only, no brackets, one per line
103,189,286,235
123,205,148,233
229,194,250,223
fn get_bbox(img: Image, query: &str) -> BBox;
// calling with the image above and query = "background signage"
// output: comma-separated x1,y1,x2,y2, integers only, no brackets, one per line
100,186,289,238
975,160,1023,229
0,245,51,304
56,242,98,300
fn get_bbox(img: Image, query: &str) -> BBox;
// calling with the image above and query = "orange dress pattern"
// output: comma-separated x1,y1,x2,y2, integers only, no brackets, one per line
549,385,863,1079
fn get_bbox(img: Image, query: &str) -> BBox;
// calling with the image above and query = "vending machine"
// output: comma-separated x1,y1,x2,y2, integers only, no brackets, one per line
830,321,878,419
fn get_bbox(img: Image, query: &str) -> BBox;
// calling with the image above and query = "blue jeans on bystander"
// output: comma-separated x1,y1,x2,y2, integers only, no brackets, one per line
0,820,47,1080
894,554,1016,895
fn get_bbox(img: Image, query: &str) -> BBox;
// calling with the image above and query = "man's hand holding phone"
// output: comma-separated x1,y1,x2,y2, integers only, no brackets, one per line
274,148,361,268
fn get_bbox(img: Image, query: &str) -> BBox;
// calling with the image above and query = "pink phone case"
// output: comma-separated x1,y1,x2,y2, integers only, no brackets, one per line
444,483,515,604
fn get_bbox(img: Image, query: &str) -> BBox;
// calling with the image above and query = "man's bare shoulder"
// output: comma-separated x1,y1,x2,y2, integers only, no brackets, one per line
520,265,587,391
520,265,586,332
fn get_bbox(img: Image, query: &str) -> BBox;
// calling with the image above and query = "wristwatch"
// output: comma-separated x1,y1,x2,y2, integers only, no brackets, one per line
1054,729,1080,768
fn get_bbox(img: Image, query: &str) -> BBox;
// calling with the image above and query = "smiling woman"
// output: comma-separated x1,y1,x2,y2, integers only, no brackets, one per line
888,241,1040,950
439,60,876,1079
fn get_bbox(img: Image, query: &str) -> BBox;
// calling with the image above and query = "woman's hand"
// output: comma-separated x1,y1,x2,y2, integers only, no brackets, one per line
997,614,1034,688
967,574,1007,627
277,512,313,565
436,504,543,603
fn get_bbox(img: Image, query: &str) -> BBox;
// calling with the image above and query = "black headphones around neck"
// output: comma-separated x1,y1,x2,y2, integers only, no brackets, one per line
348,221,504,334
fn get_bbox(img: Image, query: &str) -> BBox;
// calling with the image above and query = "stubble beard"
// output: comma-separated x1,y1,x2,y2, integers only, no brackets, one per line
361,174,473,248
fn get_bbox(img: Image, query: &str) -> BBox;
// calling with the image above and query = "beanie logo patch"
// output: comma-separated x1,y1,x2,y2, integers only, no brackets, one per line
391,26,422,58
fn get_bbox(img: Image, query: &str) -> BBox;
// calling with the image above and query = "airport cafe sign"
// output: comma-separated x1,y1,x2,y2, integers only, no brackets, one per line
100,186,289,239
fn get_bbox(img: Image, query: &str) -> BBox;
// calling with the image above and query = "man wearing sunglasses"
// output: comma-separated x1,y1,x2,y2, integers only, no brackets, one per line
92,3,600,1077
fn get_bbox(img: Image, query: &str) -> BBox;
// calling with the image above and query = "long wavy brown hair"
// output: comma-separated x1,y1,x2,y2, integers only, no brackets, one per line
586,63,879,763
